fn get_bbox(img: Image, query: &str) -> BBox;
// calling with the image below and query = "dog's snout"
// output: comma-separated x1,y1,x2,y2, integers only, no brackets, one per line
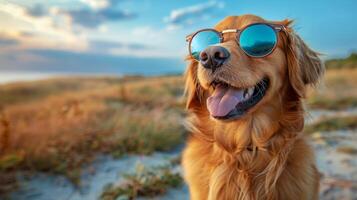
199,46,230,72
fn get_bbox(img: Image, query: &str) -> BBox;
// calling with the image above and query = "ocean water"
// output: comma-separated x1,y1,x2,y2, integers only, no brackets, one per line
0,66,184,84
0,52,186,84
0,72,61,84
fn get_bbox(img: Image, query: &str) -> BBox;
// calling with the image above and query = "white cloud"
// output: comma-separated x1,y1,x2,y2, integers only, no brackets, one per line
80,0,110,10
0,2,88,51
164,1,224,28
0,2,182,59
98,25,108,33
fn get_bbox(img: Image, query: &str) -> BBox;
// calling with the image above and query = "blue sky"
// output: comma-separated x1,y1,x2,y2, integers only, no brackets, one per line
0,0,356,75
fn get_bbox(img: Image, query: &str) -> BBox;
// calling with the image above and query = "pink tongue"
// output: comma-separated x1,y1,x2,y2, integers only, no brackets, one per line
207,84,244,117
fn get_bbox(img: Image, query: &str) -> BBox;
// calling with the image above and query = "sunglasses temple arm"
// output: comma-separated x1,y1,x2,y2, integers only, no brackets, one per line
186,34,193,42
273,25,287,32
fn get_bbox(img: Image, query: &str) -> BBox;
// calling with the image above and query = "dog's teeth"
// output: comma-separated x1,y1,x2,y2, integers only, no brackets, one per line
242,88,254,100
243,89,249,99
248,87,254,97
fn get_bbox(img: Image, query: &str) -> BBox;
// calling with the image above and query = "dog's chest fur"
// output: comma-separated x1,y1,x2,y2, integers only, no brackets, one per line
182,132,318,200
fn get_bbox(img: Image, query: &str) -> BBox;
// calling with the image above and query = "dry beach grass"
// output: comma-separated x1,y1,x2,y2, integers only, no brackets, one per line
0,76,186,194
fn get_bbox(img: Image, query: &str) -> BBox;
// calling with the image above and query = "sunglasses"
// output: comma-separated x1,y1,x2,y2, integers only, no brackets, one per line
186,23,286,60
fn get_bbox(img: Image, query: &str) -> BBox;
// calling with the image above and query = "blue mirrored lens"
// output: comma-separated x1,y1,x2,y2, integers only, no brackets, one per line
190,30,220,60
239,24,277,57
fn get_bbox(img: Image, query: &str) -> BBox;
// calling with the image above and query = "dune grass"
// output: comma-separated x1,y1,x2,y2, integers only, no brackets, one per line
307,96,357,110
336,146,357,155
0,76,185,194
0,77,123,107
307,68,357,110
100,163,182,200
304,115,357,134
325,53,357,70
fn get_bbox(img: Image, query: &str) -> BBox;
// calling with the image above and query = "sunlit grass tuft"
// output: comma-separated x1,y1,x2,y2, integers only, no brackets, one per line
307,68,357,109
304,116,357,134
325,53,357,70
307,96,357,110
100,163,182,200
336,146,357,155
100,106,185,158
0,152,24,171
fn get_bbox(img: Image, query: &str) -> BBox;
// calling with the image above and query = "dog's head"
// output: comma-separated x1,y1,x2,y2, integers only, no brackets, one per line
185,15,323,149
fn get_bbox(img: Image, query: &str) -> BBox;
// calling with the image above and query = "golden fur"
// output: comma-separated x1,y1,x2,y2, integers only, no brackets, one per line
182,15,324,200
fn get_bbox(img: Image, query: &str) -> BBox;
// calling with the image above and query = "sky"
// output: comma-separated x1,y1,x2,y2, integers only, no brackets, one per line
0,0,356,75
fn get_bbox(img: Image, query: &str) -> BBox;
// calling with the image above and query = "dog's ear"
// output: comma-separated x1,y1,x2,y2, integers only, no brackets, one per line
283,20,324,97
184,61,205,110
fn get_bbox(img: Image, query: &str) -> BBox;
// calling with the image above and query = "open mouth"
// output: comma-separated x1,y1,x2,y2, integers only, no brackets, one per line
206,77,270,120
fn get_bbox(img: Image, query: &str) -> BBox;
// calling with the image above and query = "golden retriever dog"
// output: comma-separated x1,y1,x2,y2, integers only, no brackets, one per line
182,14,324,200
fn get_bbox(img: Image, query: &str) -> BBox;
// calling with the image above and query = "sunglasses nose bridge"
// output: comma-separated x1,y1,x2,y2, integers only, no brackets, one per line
220,32,238,43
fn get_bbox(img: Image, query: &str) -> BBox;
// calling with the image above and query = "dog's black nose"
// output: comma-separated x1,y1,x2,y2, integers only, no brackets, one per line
199,46,230,72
